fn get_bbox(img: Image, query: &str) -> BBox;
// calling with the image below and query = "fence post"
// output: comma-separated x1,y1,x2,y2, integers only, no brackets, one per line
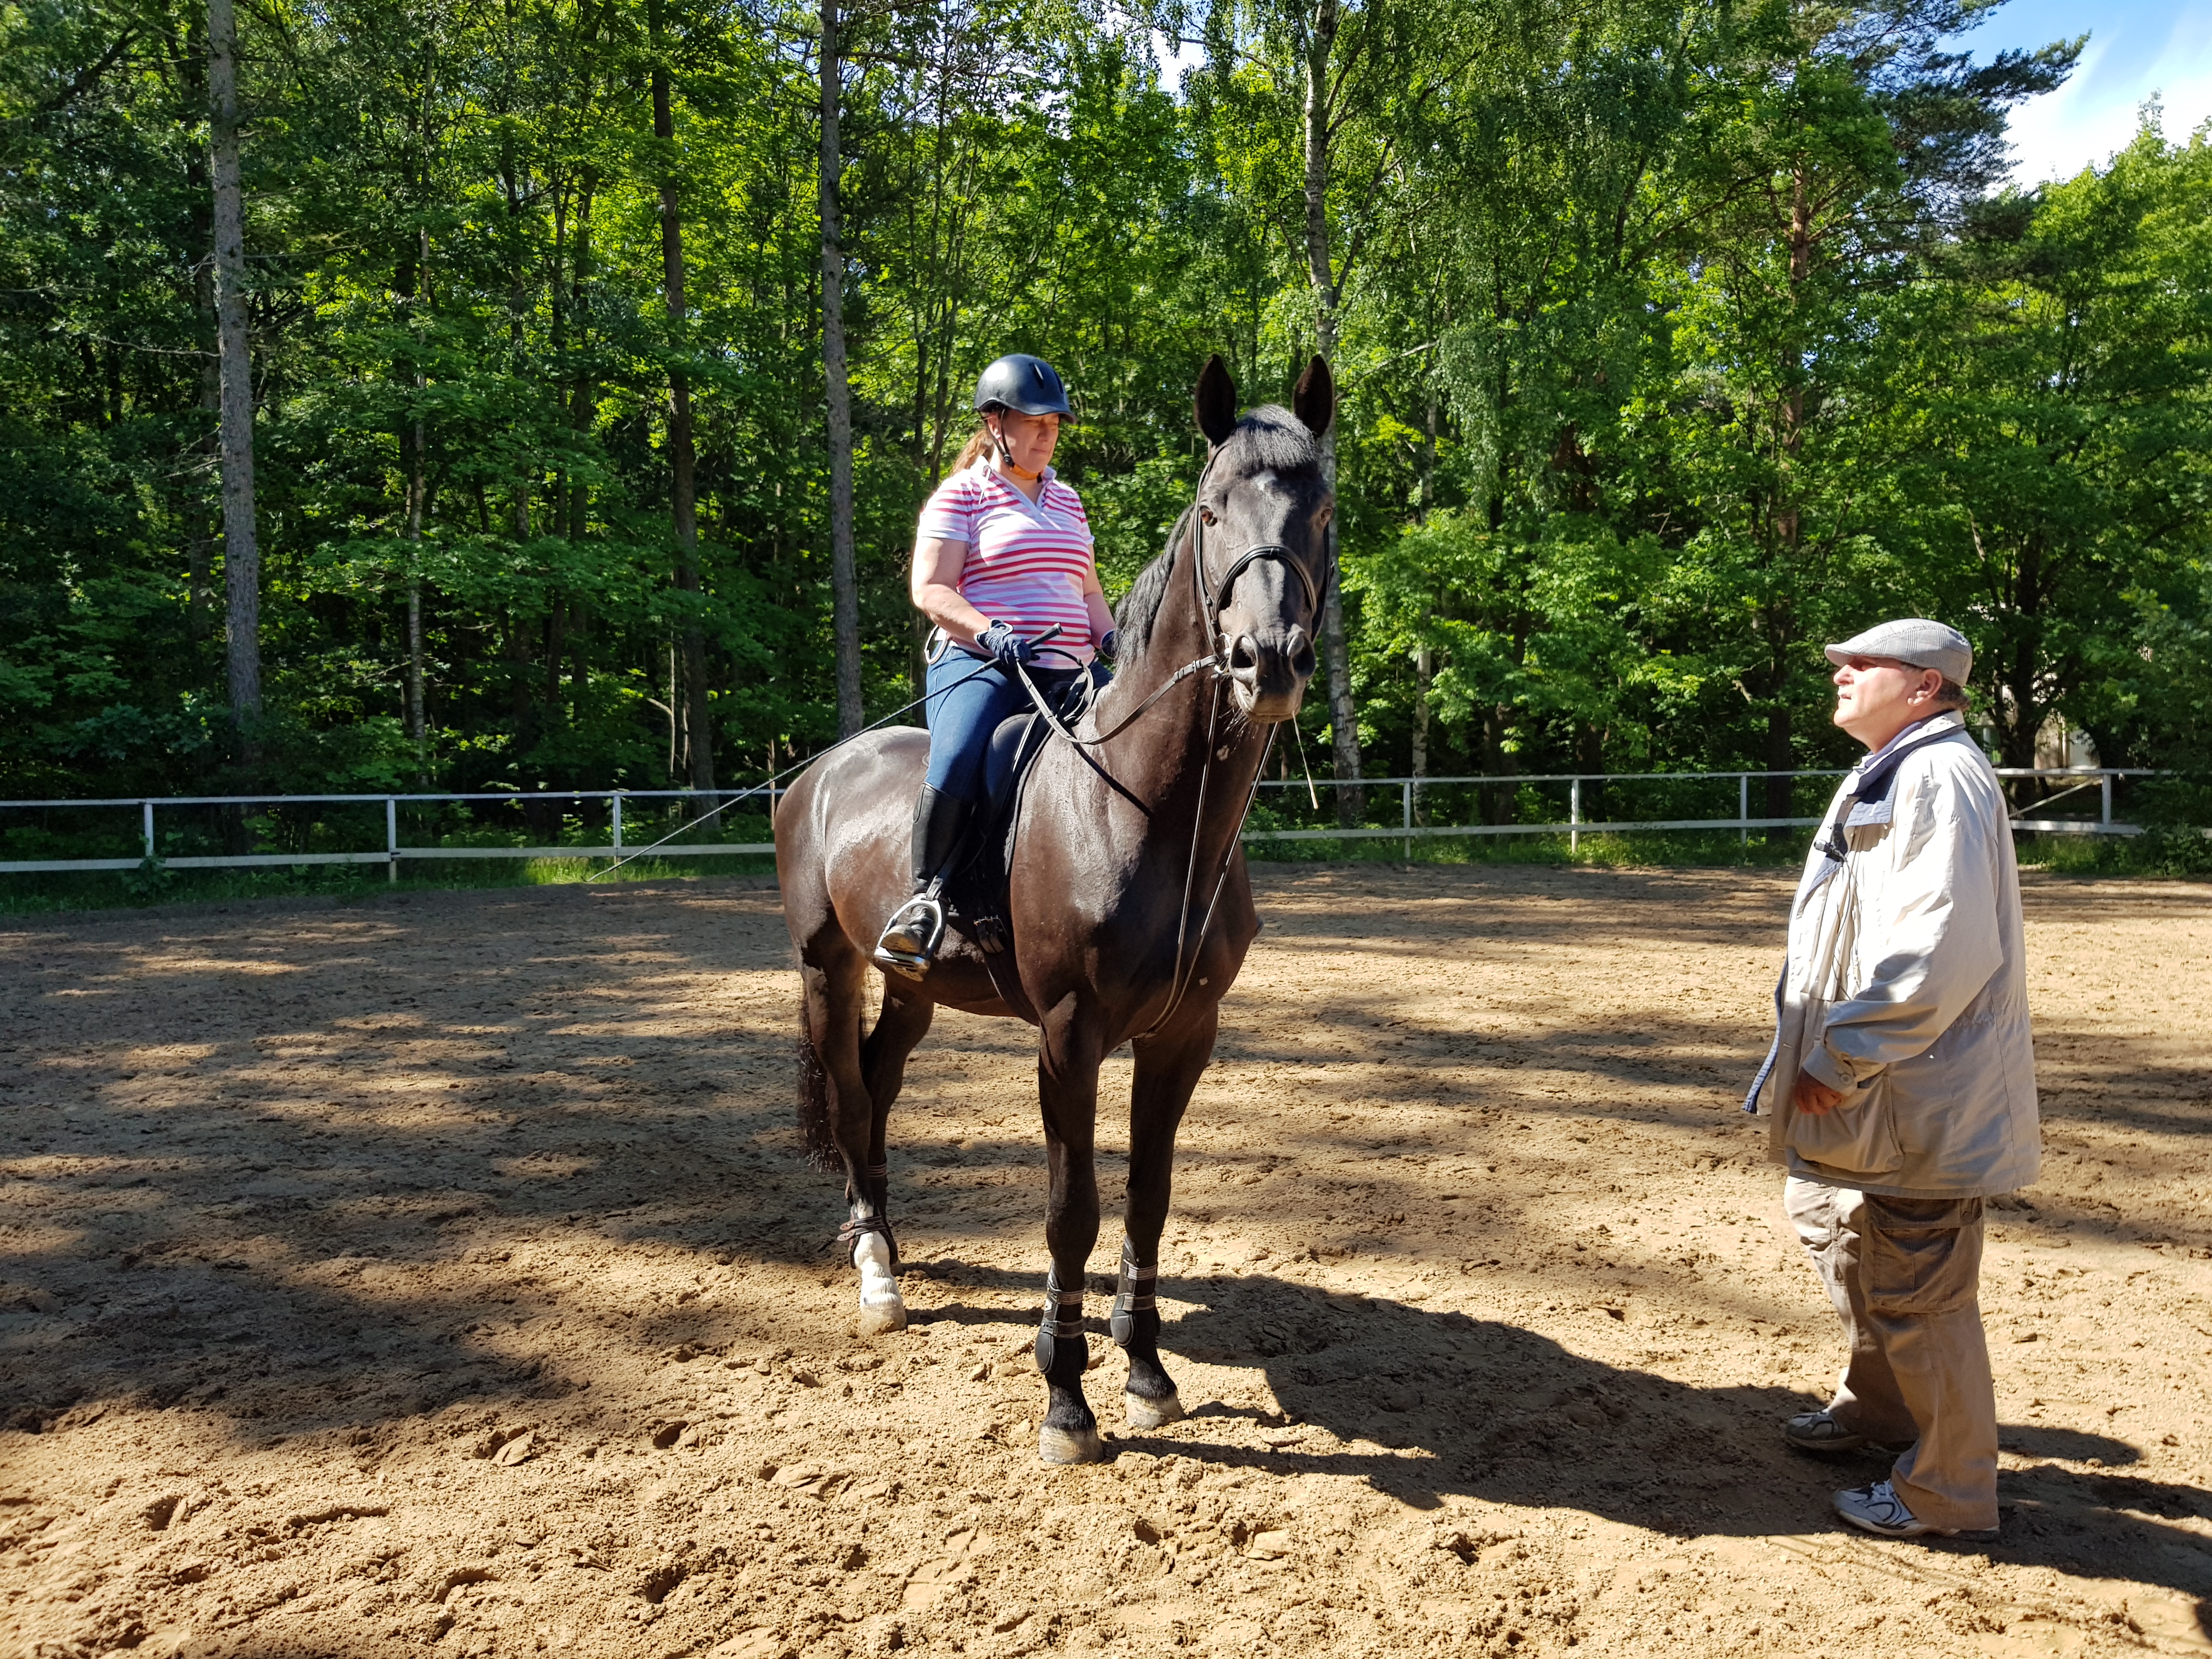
386,797,398,884
1402,780,1413,861
1570,777,1581,854
612,791,624,853
142,799,154,861
2101,773,2112,827
1739,774,1749,849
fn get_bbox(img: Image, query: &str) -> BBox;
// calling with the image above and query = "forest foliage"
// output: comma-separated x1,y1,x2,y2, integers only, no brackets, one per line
3,0,2209,819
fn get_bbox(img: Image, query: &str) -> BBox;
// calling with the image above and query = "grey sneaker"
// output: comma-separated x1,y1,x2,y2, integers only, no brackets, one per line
1833,1479,1995,1540
1784,1409,1868,1454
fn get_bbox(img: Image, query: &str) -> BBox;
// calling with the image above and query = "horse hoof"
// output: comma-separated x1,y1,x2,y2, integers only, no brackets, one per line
1125,1390,1184,1430
1039,1423,1105,1465
857,1302,907,1337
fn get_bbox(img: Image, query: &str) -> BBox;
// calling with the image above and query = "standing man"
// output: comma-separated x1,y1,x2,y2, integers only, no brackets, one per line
1747,619,2039,1539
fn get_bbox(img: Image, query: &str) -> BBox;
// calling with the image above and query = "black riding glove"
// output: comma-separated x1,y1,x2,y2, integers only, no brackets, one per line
1097,629,1119,664
978,622,1036,669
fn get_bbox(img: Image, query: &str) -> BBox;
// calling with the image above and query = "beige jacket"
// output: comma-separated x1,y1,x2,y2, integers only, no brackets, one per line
1750,713,2040,1197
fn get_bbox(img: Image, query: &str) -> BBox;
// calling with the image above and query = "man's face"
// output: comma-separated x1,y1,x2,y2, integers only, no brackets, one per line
1831,653,1943,750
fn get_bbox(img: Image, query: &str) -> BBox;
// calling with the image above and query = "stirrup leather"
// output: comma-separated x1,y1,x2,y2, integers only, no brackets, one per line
873,890,946,979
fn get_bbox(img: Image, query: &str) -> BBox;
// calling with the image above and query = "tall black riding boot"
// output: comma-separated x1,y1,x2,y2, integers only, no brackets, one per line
873,787,973,979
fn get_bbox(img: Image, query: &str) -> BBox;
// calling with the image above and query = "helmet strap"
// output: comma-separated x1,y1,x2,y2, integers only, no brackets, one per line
986,415,1042,482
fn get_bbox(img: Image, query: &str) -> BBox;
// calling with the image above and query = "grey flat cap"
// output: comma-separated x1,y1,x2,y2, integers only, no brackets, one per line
1825,618,1972,685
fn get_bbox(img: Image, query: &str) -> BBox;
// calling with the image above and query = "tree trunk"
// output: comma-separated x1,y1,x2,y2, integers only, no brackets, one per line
1764,701,1793,823
1575,721,1605,822
568,169,595,545
1480,706,1516,825
652,5,715,793
407,581,425,766
399,224,430,772
1302,0,1361,825
405,399,426,762
184,11,217,644
188,244,217,641
1412,646,1431,824
820,0,864,738
207,0,260,749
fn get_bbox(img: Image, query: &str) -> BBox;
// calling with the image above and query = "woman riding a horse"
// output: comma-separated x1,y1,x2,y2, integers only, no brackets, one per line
778,354,1334,1464
873,353,1117,979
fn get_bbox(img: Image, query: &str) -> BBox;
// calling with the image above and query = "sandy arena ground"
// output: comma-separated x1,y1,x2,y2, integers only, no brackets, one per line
2,863,2209,1659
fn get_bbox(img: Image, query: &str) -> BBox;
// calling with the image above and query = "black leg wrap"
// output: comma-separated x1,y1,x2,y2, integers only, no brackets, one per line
1035,1268,1086,1376
836,1210,899,1274
839,1165,896,1269
1110,1239,1158,1347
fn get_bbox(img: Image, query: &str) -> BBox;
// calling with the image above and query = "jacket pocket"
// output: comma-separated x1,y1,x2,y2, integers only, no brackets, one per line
1786,1073,1904,1179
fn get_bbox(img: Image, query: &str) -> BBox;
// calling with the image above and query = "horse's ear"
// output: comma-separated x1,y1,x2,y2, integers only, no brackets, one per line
1194,354,1238,446
1293,354,1334,439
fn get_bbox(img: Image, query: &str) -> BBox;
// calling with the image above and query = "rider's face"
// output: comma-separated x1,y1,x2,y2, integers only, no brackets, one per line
992,410,1060,475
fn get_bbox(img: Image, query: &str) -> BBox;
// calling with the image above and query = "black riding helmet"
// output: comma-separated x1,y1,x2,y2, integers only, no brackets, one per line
974,353,1073,417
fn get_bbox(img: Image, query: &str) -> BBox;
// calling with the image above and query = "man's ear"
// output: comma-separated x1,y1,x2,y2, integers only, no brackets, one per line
1293,354,1334,439
1194,354,1238,446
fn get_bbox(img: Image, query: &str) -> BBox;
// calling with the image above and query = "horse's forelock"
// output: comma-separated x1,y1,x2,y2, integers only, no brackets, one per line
1220,404,1321,476
1113,408,1321,663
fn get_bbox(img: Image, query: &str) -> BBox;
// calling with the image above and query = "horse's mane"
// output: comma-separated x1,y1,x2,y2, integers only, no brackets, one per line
1112,405,1319,664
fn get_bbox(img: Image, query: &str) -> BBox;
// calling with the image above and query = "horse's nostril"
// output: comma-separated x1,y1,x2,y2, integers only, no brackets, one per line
1291,642,1317,678
1229,636,1259,675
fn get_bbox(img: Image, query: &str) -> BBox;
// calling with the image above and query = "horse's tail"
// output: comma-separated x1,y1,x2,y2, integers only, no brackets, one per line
795,996,840,1172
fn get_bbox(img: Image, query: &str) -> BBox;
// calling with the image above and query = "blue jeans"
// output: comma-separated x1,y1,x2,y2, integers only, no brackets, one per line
924,652,1096,802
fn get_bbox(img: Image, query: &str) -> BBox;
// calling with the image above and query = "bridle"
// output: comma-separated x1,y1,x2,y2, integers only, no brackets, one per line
1018,445,1328,749
1187,444,1322,668
1008,440,1334,1039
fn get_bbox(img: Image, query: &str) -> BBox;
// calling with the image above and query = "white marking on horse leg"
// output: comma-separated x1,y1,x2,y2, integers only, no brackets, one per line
852,1224,906,1336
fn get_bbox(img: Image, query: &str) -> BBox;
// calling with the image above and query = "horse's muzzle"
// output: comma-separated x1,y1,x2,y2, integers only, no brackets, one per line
1226,626,1317,723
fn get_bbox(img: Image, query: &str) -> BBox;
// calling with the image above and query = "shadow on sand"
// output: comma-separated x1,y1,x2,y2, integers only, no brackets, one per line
906,1257,2212,1638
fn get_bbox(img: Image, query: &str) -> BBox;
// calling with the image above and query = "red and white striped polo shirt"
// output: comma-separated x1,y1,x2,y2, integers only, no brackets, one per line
918,461,1097,663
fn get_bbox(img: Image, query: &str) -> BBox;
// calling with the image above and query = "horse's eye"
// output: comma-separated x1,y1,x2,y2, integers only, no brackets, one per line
1200,509,1218,527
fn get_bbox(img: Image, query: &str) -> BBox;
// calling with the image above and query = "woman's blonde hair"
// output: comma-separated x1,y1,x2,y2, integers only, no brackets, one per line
950,422,997,474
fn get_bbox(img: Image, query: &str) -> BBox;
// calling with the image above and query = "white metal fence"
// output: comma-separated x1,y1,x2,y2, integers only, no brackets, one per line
1246,766,2167,855
0,766,2171,879
0,788,780,877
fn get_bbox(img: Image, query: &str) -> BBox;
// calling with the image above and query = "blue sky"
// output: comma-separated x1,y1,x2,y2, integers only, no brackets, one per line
1961,0,2212,180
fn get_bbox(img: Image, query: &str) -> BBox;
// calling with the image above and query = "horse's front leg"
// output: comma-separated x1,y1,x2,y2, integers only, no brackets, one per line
1115,1002,1216,1429
1034,1001,1107,1464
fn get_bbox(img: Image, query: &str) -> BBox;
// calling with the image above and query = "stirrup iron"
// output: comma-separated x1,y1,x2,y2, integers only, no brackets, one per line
873,889,946,980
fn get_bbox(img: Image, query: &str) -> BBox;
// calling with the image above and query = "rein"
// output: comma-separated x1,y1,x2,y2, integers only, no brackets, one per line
988,440,1331,1041
1137,447,1330,1037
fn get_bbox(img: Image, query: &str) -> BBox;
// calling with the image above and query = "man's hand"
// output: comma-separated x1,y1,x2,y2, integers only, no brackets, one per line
1793,1070,1846,1115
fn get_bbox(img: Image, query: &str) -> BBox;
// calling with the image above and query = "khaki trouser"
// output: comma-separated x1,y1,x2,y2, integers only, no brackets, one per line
1785,1177,1999,1533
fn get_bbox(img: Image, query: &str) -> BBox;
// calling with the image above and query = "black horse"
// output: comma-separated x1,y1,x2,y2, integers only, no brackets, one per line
774,354,1334,1463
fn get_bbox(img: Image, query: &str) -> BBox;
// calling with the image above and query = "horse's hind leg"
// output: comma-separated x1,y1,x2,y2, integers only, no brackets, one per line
1115,1006,1218,1429
854,980,934,1316
799,954,915,1337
